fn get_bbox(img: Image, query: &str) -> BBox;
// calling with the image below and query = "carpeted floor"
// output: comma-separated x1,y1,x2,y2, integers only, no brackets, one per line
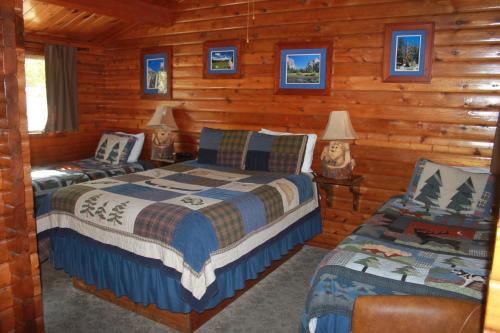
42,245,329,333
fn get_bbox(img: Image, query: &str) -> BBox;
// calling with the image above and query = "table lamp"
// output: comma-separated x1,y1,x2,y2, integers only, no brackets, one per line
320,111,358,179
147,105,178,162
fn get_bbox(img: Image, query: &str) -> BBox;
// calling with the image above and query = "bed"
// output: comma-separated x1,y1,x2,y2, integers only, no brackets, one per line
32,158,150,217
301,159,496,333
37,128,322,332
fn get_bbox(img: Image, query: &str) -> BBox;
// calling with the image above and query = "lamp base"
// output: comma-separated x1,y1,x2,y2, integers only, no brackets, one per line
151,130,175,162
320,141,355,180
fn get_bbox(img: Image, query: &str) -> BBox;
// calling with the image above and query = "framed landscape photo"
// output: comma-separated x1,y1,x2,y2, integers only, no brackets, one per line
203,40,242,79
141,46,173,99
274,42,332,95
383,22,435,83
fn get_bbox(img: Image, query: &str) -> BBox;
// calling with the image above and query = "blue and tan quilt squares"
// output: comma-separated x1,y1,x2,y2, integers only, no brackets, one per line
239,174,284,184
111,173,155,183
163,173,229,188
218,182,262,192
197,188,244,201
162,195,222,210
138,178,209,194
136,168,177,178
103,183,183,201
185,168,248,182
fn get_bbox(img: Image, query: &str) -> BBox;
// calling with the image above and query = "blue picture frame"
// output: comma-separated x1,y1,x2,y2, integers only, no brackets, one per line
383,22,434,83
275,42,332,95
141,46,172,99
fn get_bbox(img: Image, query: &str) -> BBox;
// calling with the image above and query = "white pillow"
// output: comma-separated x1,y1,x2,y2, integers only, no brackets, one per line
259,128,317,173
115,132,145,163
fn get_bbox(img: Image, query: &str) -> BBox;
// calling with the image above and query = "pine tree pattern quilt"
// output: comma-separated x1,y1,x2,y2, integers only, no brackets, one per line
37,161,318,300
301,196,493,333
32,158,148,218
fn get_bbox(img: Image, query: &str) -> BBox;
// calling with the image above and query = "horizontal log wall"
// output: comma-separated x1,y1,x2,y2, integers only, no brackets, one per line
100,0,500,248
28,49,107,165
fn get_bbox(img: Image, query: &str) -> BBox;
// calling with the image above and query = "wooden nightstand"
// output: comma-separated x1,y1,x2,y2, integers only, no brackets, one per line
151,153,194,168
313,174,364,211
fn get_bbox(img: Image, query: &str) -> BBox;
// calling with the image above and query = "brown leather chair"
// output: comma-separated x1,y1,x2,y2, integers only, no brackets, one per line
351,295,482,333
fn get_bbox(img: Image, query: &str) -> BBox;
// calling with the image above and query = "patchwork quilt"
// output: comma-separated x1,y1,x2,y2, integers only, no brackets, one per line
32,158,147,198
37,161,318,300
301,197,493,333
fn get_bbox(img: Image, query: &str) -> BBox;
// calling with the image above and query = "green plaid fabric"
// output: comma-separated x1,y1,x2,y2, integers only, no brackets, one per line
52,185,95,213
217,130,251,169
200,202,244,247
251,185,284,223
271,135,307,154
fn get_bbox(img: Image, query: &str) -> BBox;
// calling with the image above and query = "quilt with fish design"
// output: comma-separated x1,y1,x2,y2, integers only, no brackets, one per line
37,161,318,300
301,196,493,333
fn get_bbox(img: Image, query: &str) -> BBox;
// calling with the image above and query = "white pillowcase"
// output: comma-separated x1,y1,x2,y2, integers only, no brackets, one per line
259,128,317,173
115,132,145,163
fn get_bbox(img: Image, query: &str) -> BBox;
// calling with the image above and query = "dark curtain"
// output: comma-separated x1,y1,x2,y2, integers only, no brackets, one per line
44,44,78,132
491,114,500,217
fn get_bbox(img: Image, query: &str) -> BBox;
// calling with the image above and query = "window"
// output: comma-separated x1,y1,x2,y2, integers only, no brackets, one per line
25,56,48,132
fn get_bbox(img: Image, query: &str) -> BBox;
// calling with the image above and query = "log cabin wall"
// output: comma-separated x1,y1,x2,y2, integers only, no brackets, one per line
101,0,500,248
0,0,44,331
28,48,107,165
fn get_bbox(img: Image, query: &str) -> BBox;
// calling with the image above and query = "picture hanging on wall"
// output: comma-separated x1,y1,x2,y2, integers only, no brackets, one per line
141,46,173,99
274,42,332,95
382,22,435,83
203,40,242,79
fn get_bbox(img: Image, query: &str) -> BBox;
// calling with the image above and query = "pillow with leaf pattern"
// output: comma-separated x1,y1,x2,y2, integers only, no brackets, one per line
94,132,137,165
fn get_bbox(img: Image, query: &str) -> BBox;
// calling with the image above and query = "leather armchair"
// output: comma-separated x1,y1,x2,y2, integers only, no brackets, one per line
352,295,482,333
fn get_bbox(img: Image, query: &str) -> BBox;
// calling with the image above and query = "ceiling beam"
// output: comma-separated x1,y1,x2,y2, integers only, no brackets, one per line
37,0,174,26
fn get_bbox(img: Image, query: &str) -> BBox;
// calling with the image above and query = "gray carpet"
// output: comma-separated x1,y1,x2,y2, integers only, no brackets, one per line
42,245,328,333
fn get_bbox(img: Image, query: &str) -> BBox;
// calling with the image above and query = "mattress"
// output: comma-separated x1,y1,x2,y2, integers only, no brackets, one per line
38,161,320,301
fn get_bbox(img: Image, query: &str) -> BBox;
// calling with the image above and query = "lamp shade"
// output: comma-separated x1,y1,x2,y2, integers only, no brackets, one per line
321,111,357,140
147,105,178,130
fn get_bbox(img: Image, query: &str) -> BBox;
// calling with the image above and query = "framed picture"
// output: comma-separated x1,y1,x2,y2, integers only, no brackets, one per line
140,46,173,99
274,42,332,95
203,40,242,79
382,22,435,83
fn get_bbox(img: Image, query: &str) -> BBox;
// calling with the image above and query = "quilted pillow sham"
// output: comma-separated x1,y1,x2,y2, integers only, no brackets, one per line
197,127,251,169
405,159,495,218
245,132,307,174
94,132,137,165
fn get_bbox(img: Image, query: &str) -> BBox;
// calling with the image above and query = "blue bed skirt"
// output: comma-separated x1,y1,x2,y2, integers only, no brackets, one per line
47,208,322,313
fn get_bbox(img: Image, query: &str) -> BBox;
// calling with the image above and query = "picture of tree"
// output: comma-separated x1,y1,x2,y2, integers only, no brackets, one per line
95,139,107,160
395,35,421,72
443,256,465,268
392,265,419,282
106,142,120,163
446,177,475,213
354,256,380,273
415,170,442,207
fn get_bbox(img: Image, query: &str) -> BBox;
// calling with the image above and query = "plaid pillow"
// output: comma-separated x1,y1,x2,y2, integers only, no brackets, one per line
245,132,307,174
95,132,137,165
405,159,495,218
197,128,251,169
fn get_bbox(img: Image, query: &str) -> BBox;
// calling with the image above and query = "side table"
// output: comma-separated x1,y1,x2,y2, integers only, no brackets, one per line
313,174,364,211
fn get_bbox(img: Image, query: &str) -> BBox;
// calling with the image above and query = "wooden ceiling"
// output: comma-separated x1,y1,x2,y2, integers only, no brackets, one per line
23,0,177,47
